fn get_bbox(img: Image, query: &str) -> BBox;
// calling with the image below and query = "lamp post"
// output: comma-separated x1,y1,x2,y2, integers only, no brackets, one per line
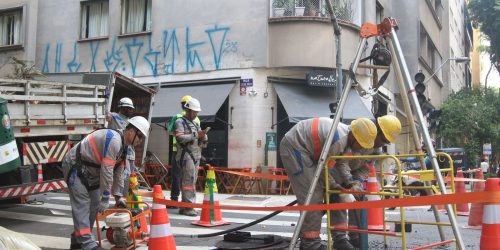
423,56,470,85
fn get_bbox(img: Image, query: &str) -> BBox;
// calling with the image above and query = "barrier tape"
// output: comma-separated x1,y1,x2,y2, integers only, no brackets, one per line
382,172,485,182
212,167,289,181
153,190,500,212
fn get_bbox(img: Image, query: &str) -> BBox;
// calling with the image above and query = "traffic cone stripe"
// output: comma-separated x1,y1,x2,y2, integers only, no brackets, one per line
153,203,166,209
150,223,173,238
483,205,500,224
368,177,377,182
203,193,219,201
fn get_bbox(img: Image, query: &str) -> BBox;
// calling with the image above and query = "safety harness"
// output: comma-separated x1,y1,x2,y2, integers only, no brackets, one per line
67,129,126,191
178,117,199,166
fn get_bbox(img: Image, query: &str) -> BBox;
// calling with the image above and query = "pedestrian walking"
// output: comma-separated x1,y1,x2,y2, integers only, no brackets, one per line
63,116,150,250
279,117,378,250
480,158,489,175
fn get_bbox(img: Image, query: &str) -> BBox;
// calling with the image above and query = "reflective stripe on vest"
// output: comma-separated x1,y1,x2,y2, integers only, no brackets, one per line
302,230,320,239
311,117,321,161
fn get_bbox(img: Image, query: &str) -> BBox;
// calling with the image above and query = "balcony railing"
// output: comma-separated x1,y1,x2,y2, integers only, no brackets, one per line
271,0,358,23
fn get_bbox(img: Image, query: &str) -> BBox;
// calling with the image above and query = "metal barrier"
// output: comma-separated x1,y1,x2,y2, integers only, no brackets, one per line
324,153,458,250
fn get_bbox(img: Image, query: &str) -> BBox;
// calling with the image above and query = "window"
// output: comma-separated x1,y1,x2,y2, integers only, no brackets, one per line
81,1,109,39
376,1,383,24
0,9,22,46
121,0,151,34
419,25,428,59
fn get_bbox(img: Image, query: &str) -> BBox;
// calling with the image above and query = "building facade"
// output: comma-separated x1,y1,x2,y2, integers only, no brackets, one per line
0,0,469,170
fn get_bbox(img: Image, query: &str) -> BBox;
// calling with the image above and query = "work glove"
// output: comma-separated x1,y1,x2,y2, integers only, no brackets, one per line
115,197,127,208
98,197,110,214
344,180,365,201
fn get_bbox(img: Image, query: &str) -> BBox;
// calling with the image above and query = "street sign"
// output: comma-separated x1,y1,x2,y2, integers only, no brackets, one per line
483,143,492,155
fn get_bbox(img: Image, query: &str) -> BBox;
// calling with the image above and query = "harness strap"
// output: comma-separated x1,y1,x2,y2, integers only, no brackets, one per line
311,117,321,161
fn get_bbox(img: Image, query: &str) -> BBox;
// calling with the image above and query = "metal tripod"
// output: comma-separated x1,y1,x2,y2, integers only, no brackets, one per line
288,17,465,250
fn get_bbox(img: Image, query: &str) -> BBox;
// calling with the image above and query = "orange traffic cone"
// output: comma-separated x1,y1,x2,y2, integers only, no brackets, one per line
365,164,388,231
455,170,470,216
192,167,230,227
465,169,485,229
149,185,176,250
480,178,500,249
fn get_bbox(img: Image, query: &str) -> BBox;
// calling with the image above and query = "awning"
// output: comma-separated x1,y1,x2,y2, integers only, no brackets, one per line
151,83,234,123
273,82,374,123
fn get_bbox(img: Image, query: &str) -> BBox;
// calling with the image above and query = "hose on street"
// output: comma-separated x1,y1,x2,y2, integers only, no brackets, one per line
175,199,298,238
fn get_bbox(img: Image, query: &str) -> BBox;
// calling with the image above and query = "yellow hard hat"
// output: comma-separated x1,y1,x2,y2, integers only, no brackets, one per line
377,115,401,143
180,95,192,103
350,118,377,149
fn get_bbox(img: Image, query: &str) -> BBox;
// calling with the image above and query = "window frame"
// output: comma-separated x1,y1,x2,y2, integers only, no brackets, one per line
120,0,152,36
0,6,25,50
79,0,110,41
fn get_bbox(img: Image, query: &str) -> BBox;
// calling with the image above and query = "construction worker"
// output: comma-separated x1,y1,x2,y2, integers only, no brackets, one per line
63,116,150,250
174,97,208,216
106,97,136,197
279,117,378,250
330,115,402,249
167,95,201,207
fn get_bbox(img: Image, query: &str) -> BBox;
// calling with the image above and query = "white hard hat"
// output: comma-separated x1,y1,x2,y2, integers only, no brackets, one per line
128,116,150,138
183,97,202,112
118,97,135,109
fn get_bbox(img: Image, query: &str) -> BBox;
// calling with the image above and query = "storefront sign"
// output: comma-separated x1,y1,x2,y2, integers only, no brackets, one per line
307,71,336,87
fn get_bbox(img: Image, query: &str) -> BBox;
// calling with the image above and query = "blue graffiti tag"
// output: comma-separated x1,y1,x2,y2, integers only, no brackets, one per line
42,44,50,73
67,42,82,72
144,35,161,77
89,41,101,72
55,43,63,73
104,38,124,72
125,38,144,77
206,25,230,70
162,30,181,75
185,27,205,72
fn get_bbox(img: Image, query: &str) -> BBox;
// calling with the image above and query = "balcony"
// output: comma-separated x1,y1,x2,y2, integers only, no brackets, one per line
269,0,361,69
271,0,359,23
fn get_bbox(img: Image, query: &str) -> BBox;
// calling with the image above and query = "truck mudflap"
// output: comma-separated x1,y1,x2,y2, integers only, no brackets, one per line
0,179,67,200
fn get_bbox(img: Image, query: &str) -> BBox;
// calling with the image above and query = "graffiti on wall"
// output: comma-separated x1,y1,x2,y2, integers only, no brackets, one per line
41,24,238,77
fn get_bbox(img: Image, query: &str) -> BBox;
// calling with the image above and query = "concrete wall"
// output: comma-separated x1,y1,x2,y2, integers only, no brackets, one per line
0,0,38,77
268,20,360,69
34,0,268,78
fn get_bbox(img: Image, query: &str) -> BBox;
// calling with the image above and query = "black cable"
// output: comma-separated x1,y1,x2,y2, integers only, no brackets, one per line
176,199,298,238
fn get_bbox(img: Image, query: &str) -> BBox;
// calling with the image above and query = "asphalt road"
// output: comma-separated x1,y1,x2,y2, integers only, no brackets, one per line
0,191,482,249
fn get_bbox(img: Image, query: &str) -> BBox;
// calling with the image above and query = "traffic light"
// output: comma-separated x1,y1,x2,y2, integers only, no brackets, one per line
329,102,338,119
414,71,426,106
428,109,442,130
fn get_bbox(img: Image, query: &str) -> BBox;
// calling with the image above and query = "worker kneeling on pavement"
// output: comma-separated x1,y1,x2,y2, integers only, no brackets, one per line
62,116,150,250
280,117,378,250
330,115,402,249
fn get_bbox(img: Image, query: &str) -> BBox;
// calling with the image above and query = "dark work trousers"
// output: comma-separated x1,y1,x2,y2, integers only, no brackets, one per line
170,151,181,200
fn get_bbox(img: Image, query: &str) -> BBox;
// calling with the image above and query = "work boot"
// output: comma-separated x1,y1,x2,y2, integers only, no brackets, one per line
299,239,327,250
333,238,356,250
179,208,198,216
349,238,360,248
69,243,82,250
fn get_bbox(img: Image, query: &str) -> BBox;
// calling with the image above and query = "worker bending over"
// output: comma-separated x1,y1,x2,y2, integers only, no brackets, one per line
63,116,150,250
280,117,377,250
330,115,401,249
